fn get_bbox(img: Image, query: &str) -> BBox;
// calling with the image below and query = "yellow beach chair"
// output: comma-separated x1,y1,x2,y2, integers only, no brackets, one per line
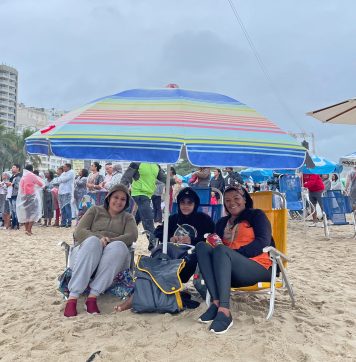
206,191,295,320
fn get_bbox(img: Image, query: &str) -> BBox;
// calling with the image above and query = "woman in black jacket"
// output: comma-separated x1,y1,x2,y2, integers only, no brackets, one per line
155,187,215,282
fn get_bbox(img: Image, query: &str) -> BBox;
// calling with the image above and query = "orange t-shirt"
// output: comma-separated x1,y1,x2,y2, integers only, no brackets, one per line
222,221,272,269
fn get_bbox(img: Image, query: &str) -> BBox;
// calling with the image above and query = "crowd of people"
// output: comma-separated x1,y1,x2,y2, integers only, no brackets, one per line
1,161,356,335
0,161,124,233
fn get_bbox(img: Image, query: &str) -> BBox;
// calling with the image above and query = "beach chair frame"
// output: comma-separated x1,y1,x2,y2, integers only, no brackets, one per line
321,190,356,239
205,191,295,320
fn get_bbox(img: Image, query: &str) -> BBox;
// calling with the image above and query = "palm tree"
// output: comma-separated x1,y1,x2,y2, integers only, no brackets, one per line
0,124,13,171
0,127,42,171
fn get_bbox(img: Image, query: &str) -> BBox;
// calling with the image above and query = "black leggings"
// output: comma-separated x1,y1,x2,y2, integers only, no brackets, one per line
180,253,197,283
196,242,272,308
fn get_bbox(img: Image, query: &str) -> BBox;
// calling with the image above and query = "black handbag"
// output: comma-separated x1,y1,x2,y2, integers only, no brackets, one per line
132,255,186,314
150,242,194,260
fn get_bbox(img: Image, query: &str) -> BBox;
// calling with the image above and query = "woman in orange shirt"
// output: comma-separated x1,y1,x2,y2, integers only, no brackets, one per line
196,185,274,334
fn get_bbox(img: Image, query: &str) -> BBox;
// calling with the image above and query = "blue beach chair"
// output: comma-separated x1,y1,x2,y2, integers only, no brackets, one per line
321,190,356,239
278,175,303,219
171,187,224,222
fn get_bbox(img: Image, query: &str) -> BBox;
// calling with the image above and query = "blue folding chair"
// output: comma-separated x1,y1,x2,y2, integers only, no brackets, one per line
278,175,304,219
172,187,224,223
321,190,356,239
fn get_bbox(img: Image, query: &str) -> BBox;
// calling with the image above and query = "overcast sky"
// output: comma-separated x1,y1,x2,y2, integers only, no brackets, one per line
1,0,355,162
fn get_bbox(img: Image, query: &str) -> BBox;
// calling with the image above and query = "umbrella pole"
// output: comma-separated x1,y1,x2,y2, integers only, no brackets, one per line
162,164,171,254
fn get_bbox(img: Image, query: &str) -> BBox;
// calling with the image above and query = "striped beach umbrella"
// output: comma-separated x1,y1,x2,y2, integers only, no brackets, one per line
26,88,306,169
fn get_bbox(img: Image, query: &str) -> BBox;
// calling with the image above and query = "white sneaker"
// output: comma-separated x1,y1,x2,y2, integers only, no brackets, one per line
308,222,317,227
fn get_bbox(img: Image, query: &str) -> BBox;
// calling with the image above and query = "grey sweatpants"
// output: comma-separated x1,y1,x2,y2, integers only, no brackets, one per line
68,236,130,298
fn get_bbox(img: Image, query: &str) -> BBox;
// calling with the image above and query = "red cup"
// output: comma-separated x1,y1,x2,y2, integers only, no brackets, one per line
204,233,223,248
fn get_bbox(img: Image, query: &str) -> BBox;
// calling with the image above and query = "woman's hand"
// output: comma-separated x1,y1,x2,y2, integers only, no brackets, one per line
170,235,191,244
87,183,94,190
179,235,191,244
100,236,110,247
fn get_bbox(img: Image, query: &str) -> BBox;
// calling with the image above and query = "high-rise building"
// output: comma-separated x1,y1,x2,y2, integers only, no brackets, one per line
0,64,18,129
16,103,48,133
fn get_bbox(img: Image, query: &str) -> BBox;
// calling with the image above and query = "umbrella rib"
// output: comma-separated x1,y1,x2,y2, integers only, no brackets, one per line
325,105,356,122
309,99,351,114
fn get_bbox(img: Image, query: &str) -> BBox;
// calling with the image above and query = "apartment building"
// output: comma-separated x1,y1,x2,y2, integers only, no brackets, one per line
0,64,18,129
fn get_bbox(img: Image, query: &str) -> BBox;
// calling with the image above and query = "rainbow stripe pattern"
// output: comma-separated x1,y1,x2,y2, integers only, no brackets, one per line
26,88,306,168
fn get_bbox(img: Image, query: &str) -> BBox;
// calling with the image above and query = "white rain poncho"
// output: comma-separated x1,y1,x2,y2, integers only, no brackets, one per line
16,169,44,223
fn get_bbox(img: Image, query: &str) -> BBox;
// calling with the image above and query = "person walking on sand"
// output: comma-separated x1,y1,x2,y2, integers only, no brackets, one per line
2,173,12,229
16,164,45,235
74,168,89,214
345,167,356,210
0,173,9,228
303,174,325,226
151,180,164,223
121,162,177,250
42,170,55,227
55,163,75,228
6,164,22,230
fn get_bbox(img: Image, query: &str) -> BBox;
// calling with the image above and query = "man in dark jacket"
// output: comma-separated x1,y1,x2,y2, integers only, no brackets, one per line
6,164,22,229
223,167,243,187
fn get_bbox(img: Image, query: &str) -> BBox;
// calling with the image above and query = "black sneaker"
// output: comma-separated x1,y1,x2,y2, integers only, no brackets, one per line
209,312,233,335
198,303,218,324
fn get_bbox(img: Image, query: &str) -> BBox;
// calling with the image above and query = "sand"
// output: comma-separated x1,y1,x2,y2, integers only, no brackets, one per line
0,221,356,362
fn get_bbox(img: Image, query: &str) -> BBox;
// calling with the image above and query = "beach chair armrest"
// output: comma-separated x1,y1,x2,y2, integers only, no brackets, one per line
263,246,290,262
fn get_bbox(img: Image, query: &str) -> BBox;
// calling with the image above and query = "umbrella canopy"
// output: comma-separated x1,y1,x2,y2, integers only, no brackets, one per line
307,98,356,125
26,88,306,169
300,154,340,174
240,168,273,182
340,152,356,168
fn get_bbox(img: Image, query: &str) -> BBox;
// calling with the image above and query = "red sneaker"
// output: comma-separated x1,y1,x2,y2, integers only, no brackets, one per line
85,297,100,314
64,299,77,317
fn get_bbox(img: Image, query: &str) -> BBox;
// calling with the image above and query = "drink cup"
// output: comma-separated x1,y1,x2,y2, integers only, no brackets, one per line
204,233,223,248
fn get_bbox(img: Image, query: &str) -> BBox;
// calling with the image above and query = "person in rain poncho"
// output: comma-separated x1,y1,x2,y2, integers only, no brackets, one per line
16,164,45,235
345,167,356,210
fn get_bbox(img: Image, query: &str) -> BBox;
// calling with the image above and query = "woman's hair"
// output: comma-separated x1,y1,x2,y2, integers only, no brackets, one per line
81,168,89,177
25,164,34,172
112,163,122,173
215,168,223,178
171,167,177,176
47,170,54,180
332,173,338,181
93,162,102,171
223,185,253,214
